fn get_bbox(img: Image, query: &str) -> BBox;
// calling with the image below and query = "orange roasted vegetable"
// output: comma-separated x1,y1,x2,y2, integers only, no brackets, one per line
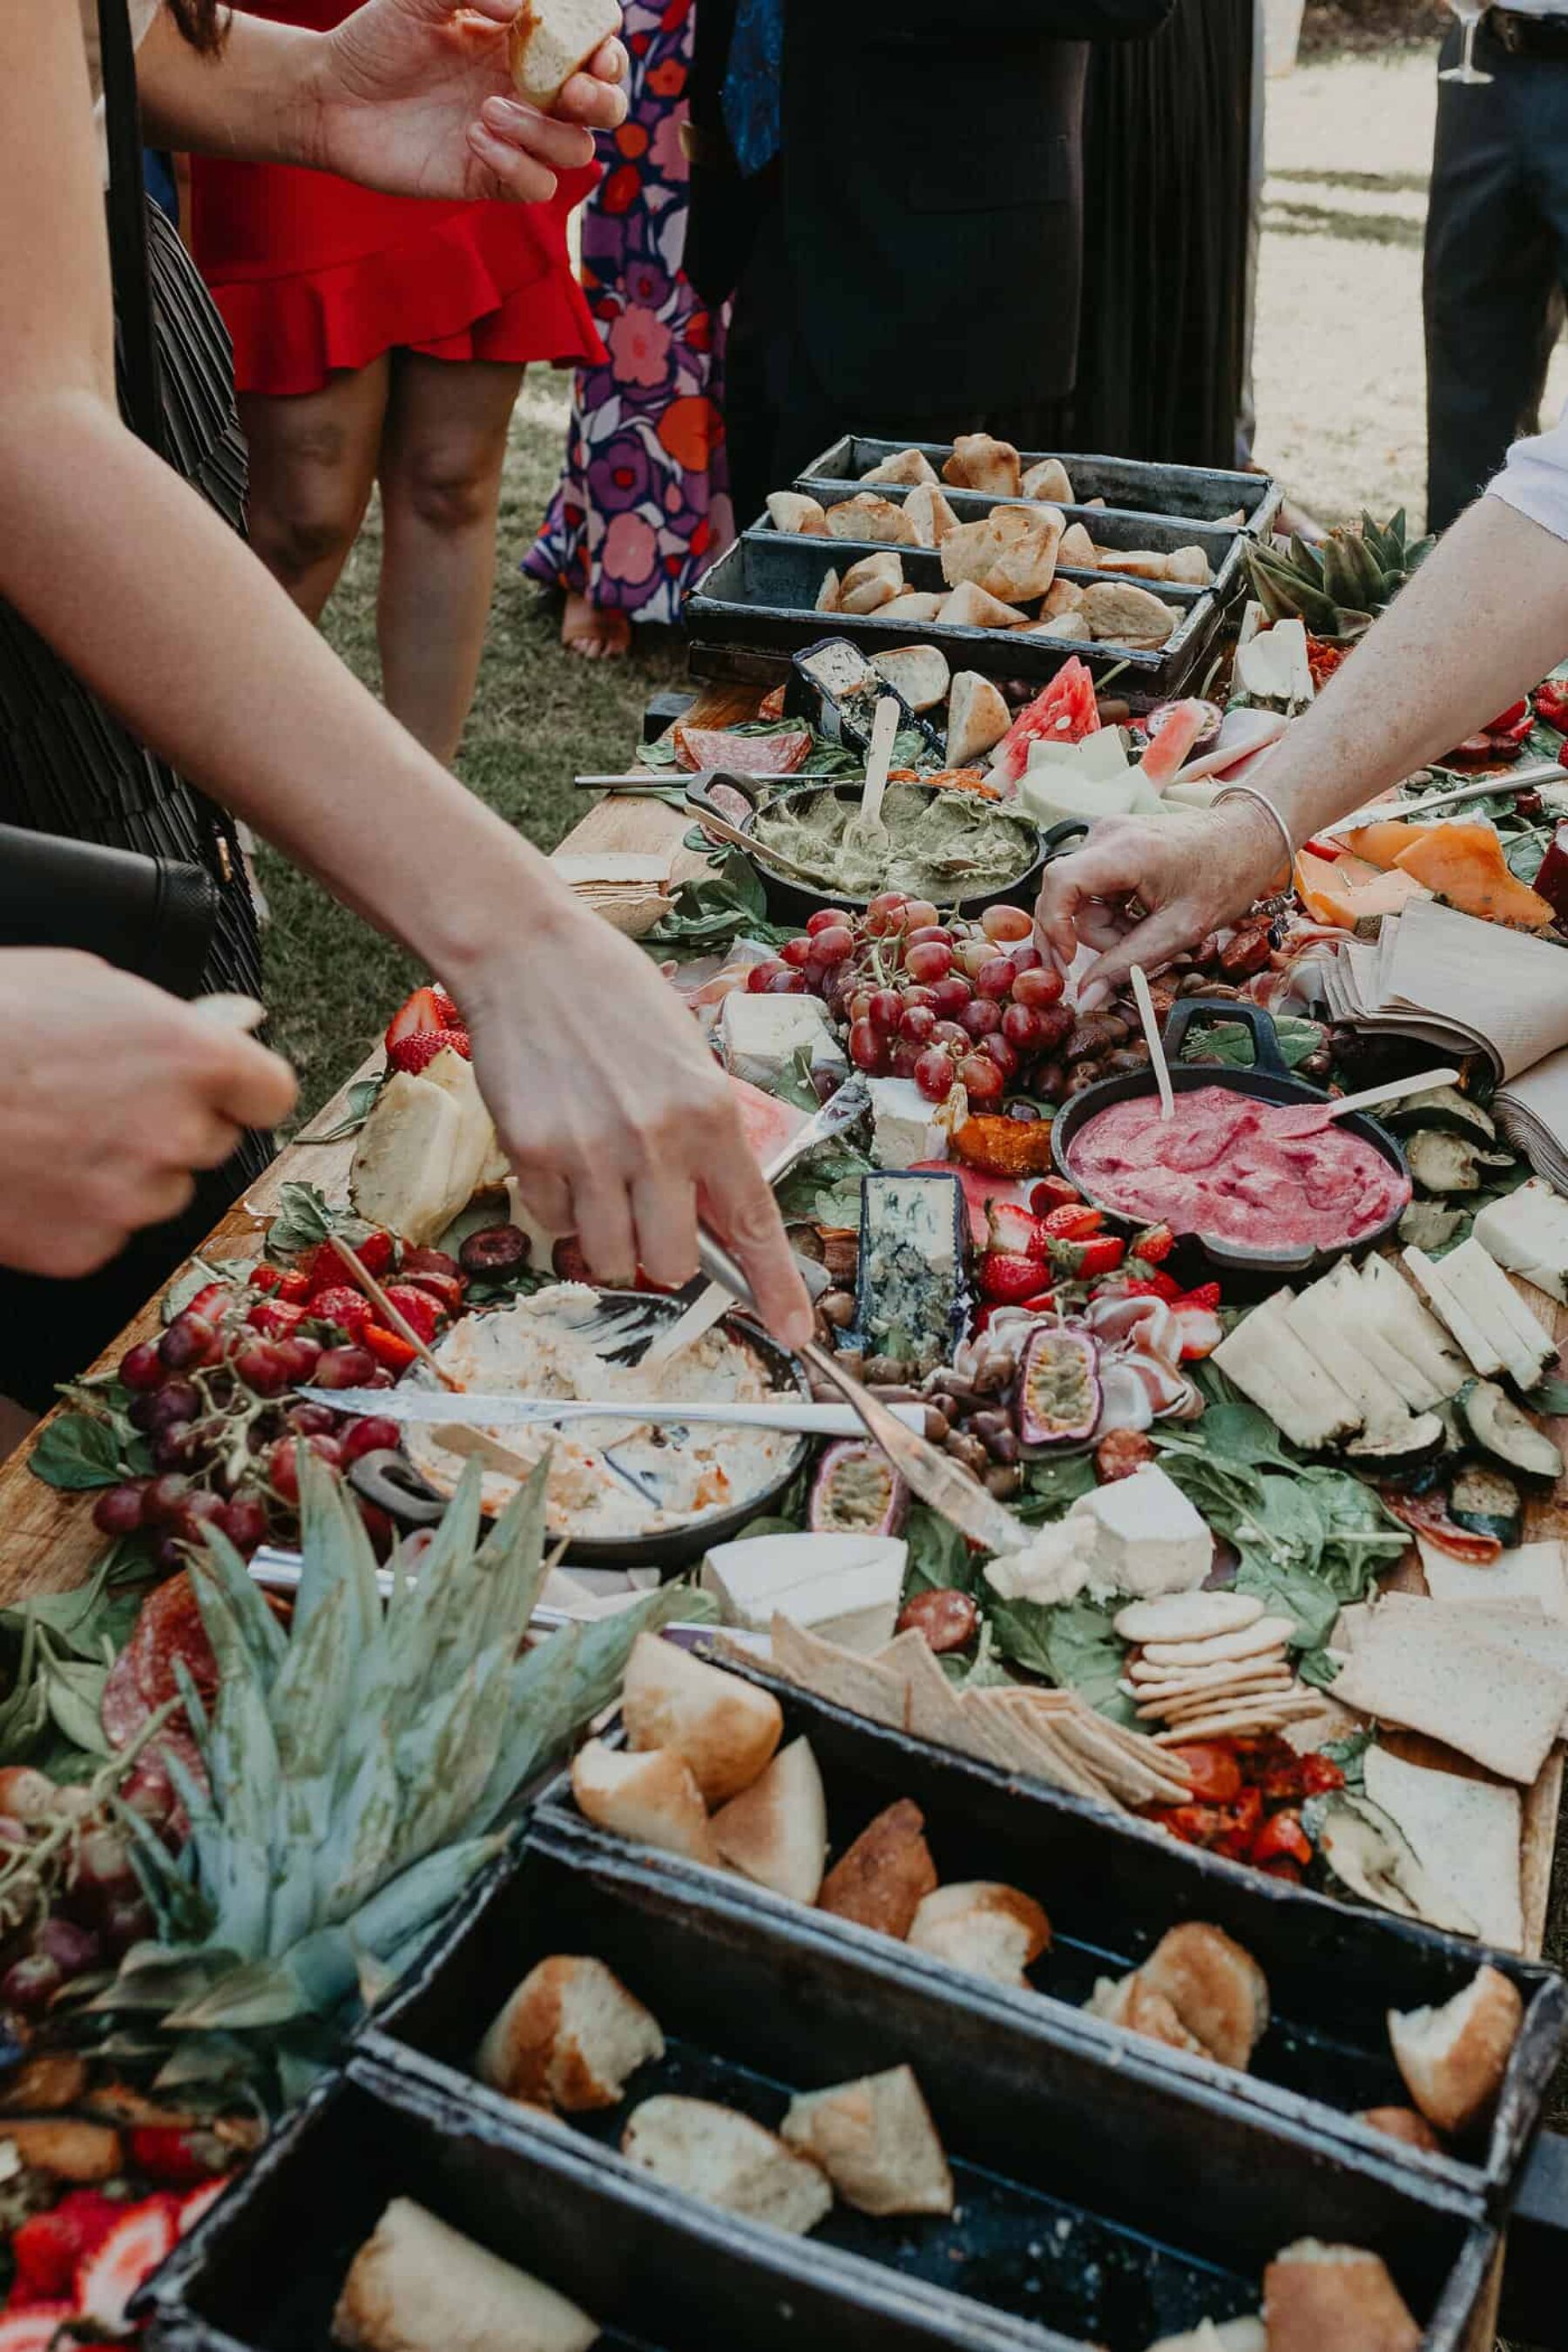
1392,821,1554,929
1293,849,1429,929
1339,819,1429,868
953,1115,1059,1176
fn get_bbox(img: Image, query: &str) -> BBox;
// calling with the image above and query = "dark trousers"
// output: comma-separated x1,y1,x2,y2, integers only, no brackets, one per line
1424,20,1568,533
723,198,1067,532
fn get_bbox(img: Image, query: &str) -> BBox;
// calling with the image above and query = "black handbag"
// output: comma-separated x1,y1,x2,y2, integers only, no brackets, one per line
0,0,220,997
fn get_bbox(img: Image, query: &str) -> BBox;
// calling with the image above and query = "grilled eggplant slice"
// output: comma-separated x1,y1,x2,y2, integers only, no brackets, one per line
1448,1462,1524,1547
1456,1377,1565,1483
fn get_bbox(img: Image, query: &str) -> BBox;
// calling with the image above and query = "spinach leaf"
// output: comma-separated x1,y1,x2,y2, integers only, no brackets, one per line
904,1505,977,1596
640,849,796,957
774,1141,872,1232
987,1595,1137,1725
1179,1015,1323,1071
30,1413,125,1491
295,1078,382,1146
1016,1452,1098,1522
264,1182,373,1265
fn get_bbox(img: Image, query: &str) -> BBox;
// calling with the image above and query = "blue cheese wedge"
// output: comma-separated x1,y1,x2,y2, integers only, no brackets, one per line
718,993,846,1093
854,1171,968,1373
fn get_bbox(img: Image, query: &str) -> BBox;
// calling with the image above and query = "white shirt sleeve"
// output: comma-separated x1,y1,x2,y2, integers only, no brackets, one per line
1488,399,1568,543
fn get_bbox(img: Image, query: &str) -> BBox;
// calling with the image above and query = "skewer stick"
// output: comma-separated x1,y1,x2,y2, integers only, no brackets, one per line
327,1231,464,1392
1129,964,1174,1122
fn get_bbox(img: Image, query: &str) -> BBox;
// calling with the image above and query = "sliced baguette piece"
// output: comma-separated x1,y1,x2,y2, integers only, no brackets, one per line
816,1797,937,1937
1020,456,1075,504
872,644,950,713
332,2198,598,2352
862,448,939,487
622,1632,781,1803
906,1880,1051,1989
1356,2105,1443,2152
942,433,1021,496
946,672,1010,765
1085,1972,1207,2058
1261,2240,1421,2352
508,0,620,110
941,580,1025,630
1136,1923,1268,2071
781,2065,953,2216
475,1956,665,2112
1388,1963,1523,2134
902,483,960,547
1058,521,1098,567
825,494,917,546
838,551,905,616
620,2095,833,2234
710,1736,827,1903
571,1740,718,1865
879,590,947,623
1080,581,1175,645
767,491,829,537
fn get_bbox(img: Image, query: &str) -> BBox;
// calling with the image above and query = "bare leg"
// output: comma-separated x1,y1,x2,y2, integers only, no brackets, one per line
561,590,632,660
376,351,524,763
239,359,391,625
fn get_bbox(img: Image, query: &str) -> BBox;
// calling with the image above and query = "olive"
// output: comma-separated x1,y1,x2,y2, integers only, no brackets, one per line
923,1407,951,1444
1063,1061,1105,1098
862,1355,916,1387
818,1288,856,1330
945,1431,991,1477
984,1463,1025,1500
794,1228,827,1263
926,1389,960,1423
989,1428,1021,1467
821,1234,859,1282
1177,970,1216,997
972,1351,1017,1396
1105,1045,1152,1075
970,1408,1011,1447
1031,1058,1068,1105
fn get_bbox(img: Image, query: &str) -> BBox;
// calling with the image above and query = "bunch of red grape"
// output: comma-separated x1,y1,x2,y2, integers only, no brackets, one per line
745,895,1071,1110
0,1771,153,2013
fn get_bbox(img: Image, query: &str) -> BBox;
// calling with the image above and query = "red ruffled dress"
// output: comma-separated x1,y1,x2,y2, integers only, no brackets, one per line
188,0,605,397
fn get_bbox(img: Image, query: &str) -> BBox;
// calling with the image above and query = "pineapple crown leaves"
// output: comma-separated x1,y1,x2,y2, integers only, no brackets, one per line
1245,509,1432,641
88,1446,710,2100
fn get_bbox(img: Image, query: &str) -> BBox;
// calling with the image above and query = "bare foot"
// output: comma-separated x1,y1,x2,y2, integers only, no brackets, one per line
562,592,632,660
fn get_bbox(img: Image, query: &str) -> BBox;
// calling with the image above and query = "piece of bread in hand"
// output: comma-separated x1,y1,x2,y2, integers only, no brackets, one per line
767,491,829,537
1357,2105,1443,2153
621,2096,833,2235
903,484,960,547
332,2198,598,2352
1136,1923,1268,2072
826,494,918,545
816,1797,937,1938
862,448,939,487
1388,1962,1522,2134
945,672,1010,766
1262,2240,1421,2352
475,1955,664,2112
943,433,1022,497
622,1632,781,1804
906,1880,1051,1988
711,1736,827,1903
781,2064,953,2216
1085,1972,1207,2058
571,1739,718,1864
1020,456,1075,504
872,644,950,713
508,0,622,113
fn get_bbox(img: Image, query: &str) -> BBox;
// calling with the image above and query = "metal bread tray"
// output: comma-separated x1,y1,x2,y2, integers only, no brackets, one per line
530,1653,1564,2211
799,437,1282,533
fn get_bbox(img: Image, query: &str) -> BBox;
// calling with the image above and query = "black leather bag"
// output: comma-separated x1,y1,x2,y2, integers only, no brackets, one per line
0,0,219,996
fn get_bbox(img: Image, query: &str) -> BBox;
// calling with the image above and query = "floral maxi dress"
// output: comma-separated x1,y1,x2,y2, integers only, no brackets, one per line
524,0,733,624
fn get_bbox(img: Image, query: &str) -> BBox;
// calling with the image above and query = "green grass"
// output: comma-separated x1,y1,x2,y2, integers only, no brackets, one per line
257,375,685,1125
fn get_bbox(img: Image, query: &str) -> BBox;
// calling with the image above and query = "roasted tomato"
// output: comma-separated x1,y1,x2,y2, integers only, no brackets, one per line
1162,1741,1243,1805
1380,1489,1502,1565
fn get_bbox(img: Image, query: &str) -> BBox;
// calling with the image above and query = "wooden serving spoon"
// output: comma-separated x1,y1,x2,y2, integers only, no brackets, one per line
1268,1066,1462,1140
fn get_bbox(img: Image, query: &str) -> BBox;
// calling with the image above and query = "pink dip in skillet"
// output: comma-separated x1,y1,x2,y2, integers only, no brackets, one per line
1065,1085,1409,1251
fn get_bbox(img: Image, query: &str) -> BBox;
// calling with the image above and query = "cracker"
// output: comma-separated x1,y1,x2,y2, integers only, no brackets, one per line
1128,1649,1289,1691
1139,1617,1296,1670
769,1616,906,1731
1113,1593,1264,1644
1152,1693,1321,1745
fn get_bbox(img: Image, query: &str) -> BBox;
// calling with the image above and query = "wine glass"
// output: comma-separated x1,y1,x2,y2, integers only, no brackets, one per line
1440,0,1493,84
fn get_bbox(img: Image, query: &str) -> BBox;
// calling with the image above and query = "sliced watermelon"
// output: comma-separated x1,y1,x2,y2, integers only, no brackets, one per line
75,2198,176,2335
1139,700,1212,792
175,2178,230,2236
727,1074,808,1168
0,2305,78,2352
990,658,1100,786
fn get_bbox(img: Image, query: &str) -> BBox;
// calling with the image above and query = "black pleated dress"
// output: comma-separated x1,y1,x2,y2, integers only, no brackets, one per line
0,179,274,1410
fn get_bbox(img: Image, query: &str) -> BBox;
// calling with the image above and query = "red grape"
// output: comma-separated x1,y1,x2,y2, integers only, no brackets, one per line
218,1495,269,1552
746,962,780,993
176,1491,227,1544
982,904,1033,944
960,998,1003,1039
118,1342,163,1394
982,1033,1019,1080
159,1313,217,1374
906,925,953,950
957,938,994,980
274,1335,323,1386
848,990,875,1024
900,984,936,1013
233,1342,288,1398
868,989,902,1031
314,1346,376,1391
766,969,808,993
958,1053,1005,1105
904,941,953,985
847,1019,884,1073
914,1048,956,1102
899,1004,936,1044
806,908,841,935
142,1473,191,1527
340,1416,402,1463
358,1502,396,1561
932,1020,970,1051
977,956,1017,1001
37,1916,101,1977
72,1828,137,1909
2,1954,62,2017
890,1037,923,1078
811,924,855,964
1002,1003,1044,1052
92,1484,146,1538
145,1379,199,1435
781,935,814,970
902,899,940,930
1013,965,1065,1010
99,1900,154,1959
1010,943,1044,973
865,891,909,936
929,974,973,1017
267,1432,345,1504
1036,1004,1075,1051
288,1400,338,1436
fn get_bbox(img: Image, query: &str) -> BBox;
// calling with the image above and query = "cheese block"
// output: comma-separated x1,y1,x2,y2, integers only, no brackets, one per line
867,1077,947,1170
1212,1292,1362,1450
1282,1280,1418,1436
1474,1179,1568,1308
854,1171,968,1374
351,1071,470,1247
1363,1746,1522,1952
701,1532,908,1651
1073,1466,1211,1601
719,993,847,1092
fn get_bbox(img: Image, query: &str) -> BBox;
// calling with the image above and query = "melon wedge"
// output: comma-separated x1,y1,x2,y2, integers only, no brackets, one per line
1340,819,1429,868
1294,848,1431,929
1391,822,1554,929
729,1075,807,1166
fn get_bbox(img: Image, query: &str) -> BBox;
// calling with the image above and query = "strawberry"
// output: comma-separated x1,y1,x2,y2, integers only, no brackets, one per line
301,1232,393,1291
1119,1274,1182,1303
1172,1302,1223,1360
1029,1176,1082,1216
387,1027,471,1077
553,1237,592,1283
179,1280,233,1326
246,1298,306,1341
985,1201,1049,1260
1049,1234,1125,1280
384,985,449,1050
75,2197,177,2335
10,2193,123,2304
430,985,462,1027
382,1285,440,1342
1132,1223,1175,1265
399,1246,460,1281
1042,1203,1104,1241
397,1269,465,1315
362,1321,419,1373
978,1252,1057,1305
129,2126,221,2190
247,1262,283,1293
0,2304,78,2350
305,1286,373,1339
1179,1281,1222,1312
274,1267,314,1305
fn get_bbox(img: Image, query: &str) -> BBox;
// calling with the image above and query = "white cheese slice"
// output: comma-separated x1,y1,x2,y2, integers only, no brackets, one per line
1475,1179,1568,1308
1315,1260,1443,1415
1440,1239,1554,1389
867,1078,947,1170
1283,1280,1413,1435
1024,727,1132,783
1402,1246,1505,1378
1213,1292,1362,1450
1072,1465,1212,1600
1358,1254,1468,1406
1416,1536,1568,1620
701,1531,908,1640
1363,1745,1522,1952
718,993,846,1092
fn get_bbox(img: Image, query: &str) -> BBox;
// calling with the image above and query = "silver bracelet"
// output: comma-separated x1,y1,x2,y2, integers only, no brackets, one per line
1213,783,1296,887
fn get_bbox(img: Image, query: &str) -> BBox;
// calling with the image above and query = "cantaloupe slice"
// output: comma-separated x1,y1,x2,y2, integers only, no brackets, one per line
1392,822,1554,929
1340,819,1429,868
1294,848,1431,929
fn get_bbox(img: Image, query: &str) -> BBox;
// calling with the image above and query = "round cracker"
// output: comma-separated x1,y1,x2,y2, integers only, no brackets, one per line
1127,1647,1289,1690
1113,1592,1263,1644
1152,1692,1319,1745
1139,1617,1296,1670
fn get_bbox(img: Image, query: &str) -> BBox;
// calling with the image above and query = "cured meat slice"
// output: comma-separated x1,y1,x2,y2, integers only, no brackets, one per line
673,726,812,775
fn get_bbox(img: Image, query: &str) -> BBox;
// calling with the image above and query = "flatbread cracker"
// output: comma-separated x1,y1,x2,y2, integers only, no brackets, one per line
988,1693,1118,1803
1114,1593,1265,1643
1128,1651,1289,1691
768,1615,906,1730
1152,1694,1321,1744
1139,1618,1296,1670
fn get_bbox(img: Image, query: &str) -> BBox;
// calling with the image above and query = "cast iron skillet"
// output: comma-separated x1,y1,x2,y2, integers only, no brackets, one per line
348,1291,812,1574
686,768,1051,927
1051,997,1411,1278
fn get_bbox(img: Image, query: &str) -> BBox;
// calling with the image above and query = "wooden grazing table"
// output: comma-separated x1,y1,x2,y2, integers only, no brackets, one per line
0,679,1561,2338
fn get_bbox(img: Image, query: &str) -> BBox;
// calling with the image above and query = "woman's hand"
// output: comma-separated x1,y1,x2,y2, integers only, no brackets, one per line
1034,801,1289,1008
309,0,628,202
462,911,814,1351
0,953,296,1280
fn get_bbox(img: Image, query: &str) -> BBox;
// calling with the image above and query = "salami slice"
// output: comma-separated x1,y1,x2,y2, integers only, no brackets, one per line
99,1646,148,1750
673,725,811,775
127,1573,220,1716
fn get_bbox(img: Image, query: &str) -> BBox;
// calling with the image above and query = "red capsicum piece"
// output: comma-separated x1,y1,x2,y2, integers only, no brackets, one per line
1250,1807,1313,1869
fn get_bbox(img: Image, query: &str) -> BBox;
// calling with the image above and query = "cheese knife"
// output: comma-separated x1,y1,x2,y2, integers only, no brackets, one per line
300,1389,928,1438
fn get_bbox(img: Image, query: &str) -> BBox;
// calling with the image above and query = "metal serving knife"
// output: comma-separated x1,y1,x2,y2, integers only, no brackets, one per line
299,1389,926,1439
